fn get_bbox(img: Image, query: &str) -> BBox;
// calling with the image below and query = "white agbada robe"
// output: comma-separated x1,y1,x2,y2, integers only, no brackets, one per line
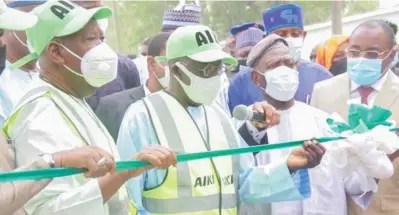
6,79,129,215
239,101,376,215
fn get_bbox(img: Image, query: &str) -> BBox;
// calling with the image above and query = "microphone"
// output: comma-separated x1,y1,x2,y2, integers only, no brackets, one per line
232,104,265,122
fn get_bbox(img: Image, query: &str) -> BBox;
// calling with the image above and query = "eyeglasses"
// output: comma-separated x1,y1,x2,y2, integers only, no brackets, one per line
345,48,389,59
155,56,234,77
179,61,227,77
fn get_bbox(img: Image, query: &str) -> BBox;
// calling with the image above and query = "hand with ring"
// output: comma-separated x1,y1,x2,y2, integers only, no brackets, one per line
52,146,116,178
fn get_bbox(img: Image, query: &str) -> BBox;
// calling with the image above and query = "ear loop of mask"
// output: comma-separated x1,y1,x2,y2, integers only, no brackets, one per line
56,43,85,78
255,70,267,91
13,32,35,53
13,31,28,47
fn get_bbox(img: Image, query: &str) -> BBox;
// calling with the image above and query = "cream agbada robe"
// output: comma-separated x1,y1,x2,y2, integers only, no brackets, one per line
5,79,129,215
240,101,377,215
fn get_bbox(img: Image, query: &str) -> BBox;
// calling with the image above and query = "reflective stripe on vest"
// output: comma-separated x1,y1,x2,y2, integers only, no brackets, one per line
3,86,131,215
139,91,239,215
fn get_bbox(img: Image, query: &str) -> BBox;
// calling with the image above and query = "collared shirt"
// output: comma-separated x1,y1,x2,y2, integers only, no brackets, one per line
117,98,311,215
0,61,39,127
349,70,399,106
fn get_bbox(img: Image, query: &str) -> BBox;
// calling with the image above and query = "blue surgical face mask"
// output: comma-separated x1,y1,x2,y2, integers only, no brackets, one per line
347,57,384,86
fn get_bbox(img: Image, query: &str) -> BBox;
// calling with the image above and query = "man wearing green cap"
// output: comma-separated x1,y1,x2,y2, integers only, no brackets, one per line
117,25,326,215
2,1,178,215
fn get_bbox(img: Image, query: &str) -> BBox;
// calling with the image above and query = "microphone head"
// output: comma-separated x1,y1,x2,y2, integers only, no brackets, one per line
232,105,253,121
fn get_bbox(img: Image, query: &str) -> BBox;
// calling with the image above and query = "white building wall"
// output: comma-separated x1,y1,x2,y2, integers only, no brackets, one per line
302,6,399,60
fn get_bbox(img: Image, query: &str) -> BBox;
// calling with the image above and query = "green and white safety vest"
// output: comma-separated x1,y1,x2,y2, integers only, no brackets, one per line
3,84,131,215
135,91,240,215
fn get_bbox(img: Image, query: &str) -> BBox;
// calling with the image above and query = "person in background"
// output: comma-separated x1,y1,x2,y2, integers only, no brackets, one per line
132,2,201,87
225,22,265,56
227,27,263,80
385,20,399,76
309,44,319,62
82,0,141,110
239,33,377,215
311,20,399,215
4,1,177,214
117,24,326,215
96,32,171,141
228,3,332,113
132,37,151,85
316,35,349,76
228,28,264,112
0,0,46,128
127,54,136,60
139,37,150,57
233,27,264,68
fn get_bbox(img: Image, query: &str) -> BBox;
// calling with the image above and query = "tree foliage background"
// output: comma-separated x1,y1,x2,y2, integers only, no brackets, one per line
103,0,379,55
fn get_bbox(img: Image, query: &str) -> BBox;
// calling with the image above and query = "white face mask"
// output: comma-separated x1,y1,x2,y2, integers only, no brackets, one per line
174,62,221,105
258,65,299,102
60,43,118,88
285,37,303,62
155,63,170,88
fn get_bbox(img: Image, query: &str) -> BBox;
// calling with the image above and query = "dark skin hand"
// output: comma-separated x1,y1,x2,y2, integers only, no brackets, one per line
287,139,326,172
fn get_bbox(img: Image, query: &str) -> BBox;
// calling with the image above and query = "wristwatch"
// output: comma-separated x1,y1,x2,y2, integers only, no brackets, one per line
39,153,55,168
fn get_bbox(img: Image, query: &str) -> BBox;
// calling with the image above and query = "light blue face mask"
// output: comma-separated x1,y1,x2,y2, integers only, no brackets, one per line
347,57,384,86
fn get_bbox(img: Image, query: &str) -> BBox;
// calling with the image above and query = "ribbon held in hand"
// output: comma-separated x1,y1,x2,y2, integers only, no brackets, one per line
327,104,393,134
0,137,343,182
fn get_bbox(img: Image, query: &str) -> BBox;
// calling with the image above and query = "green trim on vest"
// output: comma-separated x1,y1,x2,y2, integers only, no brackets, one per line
137,91,238,215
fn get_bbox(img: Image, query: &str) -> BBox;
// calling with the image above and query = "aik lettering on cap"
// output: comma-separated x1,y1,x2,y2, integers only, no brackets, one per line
195,30,218,47
50,0,75,20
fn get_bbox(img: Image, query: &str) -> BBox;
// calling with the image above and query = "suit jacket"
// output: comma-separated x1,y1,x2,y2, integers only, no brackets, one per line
311,71,399,215
0,133,51,215
95,86,146,141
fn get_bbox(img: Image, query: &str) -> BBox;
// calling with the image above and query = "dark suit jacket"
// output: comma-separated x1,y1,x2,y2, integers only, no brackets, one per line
87,54,141,110
95,86,145,142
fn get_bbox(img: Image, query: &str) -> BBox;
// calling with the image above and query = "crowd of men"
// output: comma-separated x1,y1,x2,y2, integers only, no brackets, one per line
0,0,399,215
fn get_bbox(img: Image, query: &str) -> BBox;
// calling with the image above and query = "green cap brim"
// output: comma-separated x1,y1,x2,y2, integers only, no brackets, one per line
0,7,38,31
57,6,112,37
187,49,238,67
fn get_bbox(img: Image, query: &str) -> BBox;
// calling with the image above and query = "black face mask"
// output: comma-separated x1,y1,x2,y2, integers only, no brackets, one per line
0,46,5,75
330,58,347,76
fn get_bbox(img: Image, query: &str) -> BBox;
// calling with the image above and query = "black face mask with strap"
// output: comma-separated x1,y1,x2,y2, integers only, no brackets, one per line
0,46,6,75
330,58,347,76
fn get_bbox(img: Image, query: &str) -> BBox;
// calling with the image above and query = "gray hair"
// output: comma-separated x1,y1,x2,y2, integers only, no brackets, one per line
246,34,289,68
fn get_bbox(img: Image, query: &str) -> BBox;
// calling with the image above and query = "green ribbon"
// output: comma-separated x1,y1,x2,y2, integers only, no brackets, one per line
0,136,343,182
1,104,397,183
327,104,393,134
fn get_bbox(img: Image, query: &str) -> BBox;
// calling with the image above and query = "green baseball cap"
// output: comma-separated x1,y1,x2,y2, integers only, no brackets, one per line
10,0,112,69
165,25,237,67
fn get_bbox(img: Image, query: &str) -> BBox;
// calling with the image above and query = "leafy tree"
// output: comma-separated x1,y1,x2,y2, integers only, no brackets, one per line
104,0,378,55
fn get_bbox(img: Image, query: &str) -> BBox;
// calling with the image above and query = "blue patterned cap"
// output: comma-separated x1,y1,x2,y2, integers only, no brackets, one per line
162,3,201,32
263,3,304,34
230,22,265,36
6,0,46,8
235,27,264,50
